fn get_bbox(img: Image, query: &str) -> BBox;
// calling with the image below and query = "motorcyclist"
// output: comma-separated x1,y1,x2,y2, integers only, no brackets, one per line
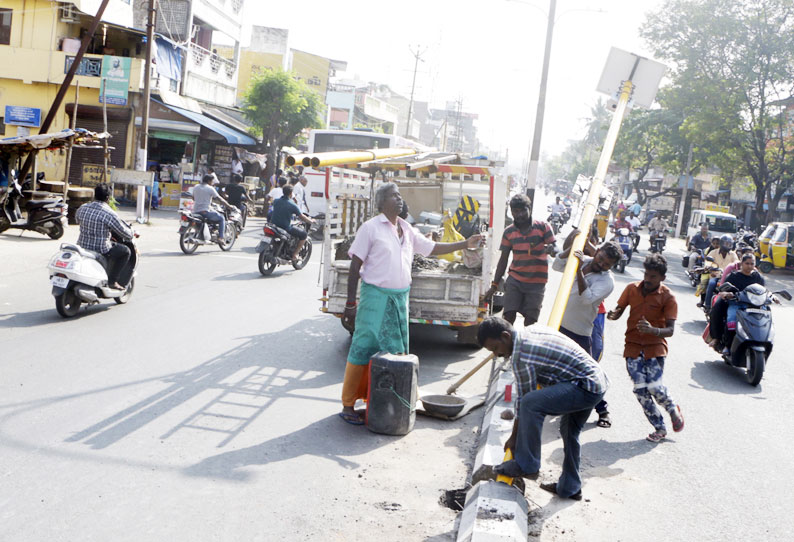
549,196,566,220
701,234,739,310
708,253,765,350
687,223,712,271
193,174,234,240
271,184,314,263
648,213,669,248
75,183,134,290
223,173,249,216
613,212,633,232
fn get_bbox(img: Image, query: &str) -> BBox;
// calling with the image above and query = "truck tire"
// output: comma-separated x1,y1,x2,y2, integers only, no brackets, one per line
455,325,481,347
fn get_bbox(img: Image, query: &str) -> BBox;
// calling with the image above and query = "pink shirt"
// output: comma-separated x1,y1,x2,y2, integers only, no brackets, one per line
349,214,435,289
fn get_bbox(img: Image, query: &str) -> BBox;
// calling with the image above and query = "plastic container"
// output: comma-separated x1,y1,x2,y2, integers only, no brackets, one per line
366,352,419,435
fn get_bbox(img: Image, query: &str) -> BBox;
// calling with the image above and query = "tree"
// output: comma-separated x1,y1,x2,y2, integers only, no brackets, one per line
645,0,794,227
243,69,324,181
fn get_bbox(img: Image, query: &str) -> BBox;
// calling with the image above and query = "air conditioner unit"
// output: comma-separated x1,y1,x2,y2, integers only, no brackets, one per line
60,3,80,24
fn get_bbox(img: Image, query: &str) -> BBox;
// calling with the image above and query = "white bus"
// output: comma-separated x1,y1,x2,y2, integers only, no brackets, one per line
302,129,430,216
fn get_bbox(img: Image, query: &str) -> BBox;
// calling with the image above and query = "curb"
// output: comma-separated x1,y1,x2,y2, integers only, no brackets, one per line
456,359,529,541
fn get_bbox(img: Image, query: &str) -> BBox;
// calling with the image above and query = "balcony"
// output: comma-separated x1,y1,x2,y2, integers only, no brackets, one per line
183,43,238,107
192,0,244,38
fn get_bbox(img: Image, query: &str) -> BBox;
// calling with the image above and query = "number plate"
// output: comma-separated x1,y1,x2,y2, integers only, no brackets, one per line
262,236,272,244
51,276,69,288
180,220,189,227
745,308,766,314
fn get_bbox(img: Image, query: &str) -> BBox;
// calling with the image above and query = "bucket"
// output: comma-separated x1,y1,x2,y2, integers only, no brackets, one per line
366,352,418,435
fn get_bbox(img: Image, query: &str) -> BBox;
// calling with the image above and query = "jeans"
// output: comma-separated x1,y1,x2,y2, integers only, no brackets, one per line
705,277,719,309
104,243,131,285
514,382,604,497
560,325,608,415
625,354,677,432
710,297,728,342
198,210,225,239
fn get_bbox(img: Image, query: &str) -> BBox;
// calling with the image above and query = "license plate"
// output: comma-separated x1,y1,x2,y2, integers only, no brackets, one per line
745,308,766,314
262,236,272,244
51,276,69,288
180,220,189,227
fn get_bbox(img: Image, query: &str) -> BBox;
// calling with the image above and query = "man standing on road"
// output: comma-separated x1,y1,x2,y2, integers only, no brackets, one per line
339,182,482,425
76,183,135,290
552,229,622,428
607,254,684,443
478,317,608,501
485,194,556,327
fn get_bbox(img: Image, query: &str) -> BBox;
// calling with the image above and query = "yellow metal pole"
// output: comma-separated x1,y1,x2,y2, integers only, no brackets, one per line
546,79,635,330
305,148,417,168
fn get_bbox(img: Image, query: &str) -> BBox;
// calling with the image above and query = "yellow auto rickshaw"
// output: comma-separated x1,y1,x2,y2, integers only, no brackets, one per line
757,222,794,273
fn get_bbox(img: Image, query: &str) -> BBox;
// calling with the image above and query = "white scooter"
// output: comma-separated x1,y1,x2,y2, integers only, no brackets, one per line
47,233,139,317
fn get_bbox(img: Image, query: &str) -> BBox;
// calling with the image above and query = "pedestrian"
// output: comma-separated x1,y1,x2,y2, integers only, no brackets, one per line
339,182,482,425
607,253,685,442
484,194,556,327
292,174,310,215
552,229,623,427
478,317,609,501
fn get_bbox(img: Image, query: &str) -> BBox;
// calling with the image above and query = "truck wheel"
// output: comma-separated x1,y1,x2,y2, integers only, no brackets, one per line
455,325,481,347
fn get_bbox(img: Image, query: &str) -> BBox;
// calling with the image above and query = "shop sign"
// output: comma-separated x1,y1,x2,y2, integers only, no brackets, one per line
99,56,132,106
4,106,41,127
705,204,730,213
82,163,107,185
110,168,154,187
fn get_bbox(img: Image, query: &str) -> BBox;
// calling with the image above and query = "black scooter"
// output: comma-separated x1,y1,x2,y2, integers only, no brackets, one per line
0,177,67,239
711,283,791,386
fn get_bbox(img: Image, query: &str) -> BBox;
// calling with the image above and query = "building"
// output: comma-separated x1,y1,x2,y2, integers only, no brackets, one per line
0,0,258,206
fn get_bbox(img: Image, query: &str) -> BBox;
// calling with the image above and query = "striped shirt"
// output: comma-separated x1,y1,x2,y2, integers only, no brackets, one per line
500,221,555,284
76,201,133,254
511,326,609,411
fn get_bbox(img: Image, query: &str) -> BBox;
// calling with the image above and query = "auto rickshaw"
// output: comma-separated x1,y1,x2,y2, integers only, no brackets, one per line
756,222,794,273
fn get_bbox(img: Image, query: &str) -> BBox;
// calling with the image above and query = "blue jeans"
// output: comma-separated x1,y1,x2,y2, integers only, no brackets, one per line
560,325,608,415
198,210,225,238
625,355,677,432
705,277,719,309
514,382,604,497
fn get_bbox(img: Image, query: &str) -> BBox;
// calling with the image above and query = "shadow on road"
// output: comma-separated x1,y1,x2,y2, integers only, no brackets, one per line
0,304,112,329
546,438,656,479
689,360,766,396
679,318,706,336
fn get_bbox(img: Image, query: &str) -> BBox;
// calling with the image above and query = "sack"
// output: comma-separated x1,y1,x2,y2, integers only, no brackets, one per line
439,212,464,262
462,246,483,269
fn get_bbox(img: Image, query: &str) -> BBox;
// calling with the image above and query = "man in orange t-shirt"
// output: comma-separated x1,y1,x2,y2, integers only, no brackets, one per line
607,253,685,443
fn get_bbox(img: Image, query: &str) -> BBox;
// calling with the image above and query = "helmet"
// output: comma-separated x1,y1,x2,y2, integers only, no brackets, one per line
719,234,733,250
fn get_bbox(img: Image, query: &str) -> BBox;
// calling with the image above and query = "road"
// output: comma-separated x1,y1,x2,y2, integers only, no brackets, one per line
528,190,794,541
0,210,491,541
3,197,794,541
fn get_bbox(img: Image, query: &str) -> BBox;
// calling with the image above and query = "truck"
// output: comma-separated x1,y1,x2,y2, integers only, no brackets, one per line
318,155,506,344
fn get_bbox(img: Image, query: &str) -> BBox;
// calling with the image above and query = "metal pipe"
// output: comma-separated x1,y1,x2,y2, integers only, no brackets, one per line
285,154,311,167
546,78,635,330
308,148,416,168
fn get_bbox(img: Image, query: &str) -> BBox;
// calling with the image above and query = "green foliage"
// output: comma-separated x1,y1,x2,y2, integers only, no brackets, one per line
645,0,794,225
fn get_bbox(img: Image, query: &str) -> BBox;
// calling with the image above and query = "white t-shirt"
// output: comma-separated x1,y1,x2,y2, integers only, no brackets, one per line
269,187,283,200
627,216,641,230
293,183,309,214
550,203,566,214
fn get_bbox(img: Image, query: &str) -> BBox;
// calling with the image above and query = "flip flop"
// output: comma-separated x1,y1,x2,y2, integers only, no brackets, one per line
338,411,364,425
596,412,612,428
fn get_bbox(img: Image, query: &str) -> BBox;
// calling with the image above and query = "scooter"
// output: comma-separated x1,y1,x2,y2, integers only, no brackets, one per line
47,232,139,318
256,221,312,276
178,203,238,254
0,176,67,239
709,283,791,386
614,227,633,273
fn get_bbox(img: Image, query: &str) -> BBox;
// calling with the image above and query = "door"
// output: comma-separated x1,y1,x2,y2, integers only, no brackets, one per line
771,224,788,268
66,105,130,185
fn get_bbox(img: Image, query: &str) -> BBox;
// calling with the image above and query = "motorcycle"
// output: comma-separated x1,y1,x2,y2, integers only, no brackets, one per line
47,232,139,318
309,212,325,241
708,283,791,386
256,221,312,276
548,211,564,235
695,256,722,315
178,203,238,254
228,205,245,235
613,227,633,273
649,229,667,253
685,249,705,287
0,176,67,239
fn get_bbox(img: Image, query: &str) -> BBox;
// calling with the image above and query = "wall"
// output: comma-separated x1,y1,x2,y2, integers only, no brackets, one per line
216,47,284,103
290,49,330,100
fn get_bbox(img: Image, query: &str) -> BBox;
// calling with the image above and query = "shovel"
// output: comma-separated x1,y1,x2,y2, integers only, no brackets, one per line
446,352,496,395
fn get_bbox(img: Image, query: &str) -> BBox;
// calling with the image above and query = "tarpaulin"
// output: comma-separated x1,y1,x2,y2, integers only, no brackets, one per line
155,38,182,82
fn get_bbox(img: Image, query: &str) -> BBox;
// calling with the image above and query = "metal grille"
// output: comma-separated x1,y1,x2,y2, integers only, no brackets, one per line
156,0,190,43
67,116,128,186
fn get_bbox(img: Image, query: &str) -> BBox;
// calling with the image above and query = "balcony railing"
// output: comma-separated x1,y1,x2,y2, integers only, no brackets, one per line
189,42,236,82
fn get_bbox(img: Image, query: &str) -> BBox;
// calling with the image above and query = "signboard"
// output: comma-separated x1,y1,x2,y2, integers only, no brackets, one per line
82,163,107,185
705,204,730,213
100,56,132,106
4,106,41,127
110,168,154,187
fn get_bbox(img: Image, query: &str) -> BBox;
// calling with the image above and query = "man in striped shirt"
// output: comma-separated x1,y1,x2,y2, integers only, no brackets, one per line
485,194,555,326
478,316,609,501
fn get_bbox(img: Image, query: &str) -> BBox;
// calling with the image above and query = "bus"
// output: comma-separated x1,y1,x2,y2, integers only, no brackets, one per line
301,129,431,216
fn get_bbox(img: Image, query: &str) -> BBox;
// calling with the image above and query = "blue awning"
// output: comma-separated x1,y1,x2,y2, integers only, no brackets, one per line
153,99,257,145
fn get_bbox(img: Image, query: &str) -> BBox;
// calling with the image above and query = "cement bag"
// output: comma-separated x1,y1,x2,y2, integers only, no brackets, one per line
439,212,464,262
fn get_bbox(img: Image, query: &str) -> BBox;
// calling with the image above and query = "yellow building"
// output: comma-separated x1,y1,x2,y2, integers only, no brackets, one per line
0,0,144,182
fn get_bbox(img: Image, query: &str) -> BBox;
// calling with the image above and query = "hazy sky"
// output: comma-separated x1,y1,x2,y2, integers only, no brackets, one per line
243,0,667,169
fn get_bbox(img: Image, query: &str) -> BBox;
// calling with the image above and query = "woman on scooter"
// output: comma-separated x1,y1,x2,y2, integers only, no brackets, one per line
708,253,764,350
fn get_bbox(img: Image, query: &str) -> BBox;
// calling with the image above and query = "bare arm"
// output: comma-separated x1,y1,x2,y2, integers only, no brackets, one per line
430,234,482,255
484,249,511,300
637,318,675,338
342,256,364,332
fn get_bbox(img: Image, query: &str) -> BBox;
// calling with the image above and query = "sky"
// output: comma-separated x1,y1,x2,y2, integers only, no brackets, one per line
242,0,667,172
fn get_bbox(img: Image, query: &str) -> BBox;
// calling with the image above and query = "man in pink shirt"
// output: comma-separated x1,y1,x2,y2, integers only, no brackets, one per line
339,182,482,424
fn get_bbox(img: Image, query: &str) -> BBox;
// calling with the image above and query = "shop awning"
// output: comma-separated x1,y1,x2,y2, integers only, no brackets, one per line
153,100,257,145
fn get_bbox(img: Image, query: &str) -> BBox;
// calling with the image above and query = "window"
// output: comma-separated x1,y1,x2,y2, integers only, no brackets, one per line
0,116,5,135
0,8,11,45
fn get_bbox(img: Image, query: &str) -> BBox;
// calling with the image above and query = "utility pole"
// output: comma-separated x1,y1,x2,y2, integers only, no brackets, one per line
674,142,694,239
405,46,425,138
137,0,157,223
525,0,557,212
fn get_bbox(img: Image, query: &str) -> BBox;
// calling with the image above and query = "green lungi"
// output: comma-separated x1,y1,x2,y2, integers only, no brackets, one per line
347,281,410,366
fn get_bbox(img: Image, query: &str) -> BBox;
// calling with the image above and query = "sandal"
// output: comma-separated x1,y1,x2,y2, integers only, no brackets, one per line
671,405,684,432
646,429,667,443
596,411,612,428
338,411,364,425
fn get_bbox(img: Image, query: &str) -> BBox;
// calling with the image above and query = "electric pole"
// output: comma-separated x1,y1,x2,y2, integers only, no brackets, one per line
405,46,425,138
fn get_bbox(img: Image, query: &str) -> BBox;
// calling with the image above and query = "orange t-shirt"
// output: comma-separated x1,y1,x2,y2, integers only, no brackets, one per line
616,282,678,358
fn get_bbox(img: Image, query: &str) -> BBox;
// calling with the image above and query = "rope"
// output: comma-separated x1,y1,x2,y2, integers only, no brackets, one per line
388,386,415,412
